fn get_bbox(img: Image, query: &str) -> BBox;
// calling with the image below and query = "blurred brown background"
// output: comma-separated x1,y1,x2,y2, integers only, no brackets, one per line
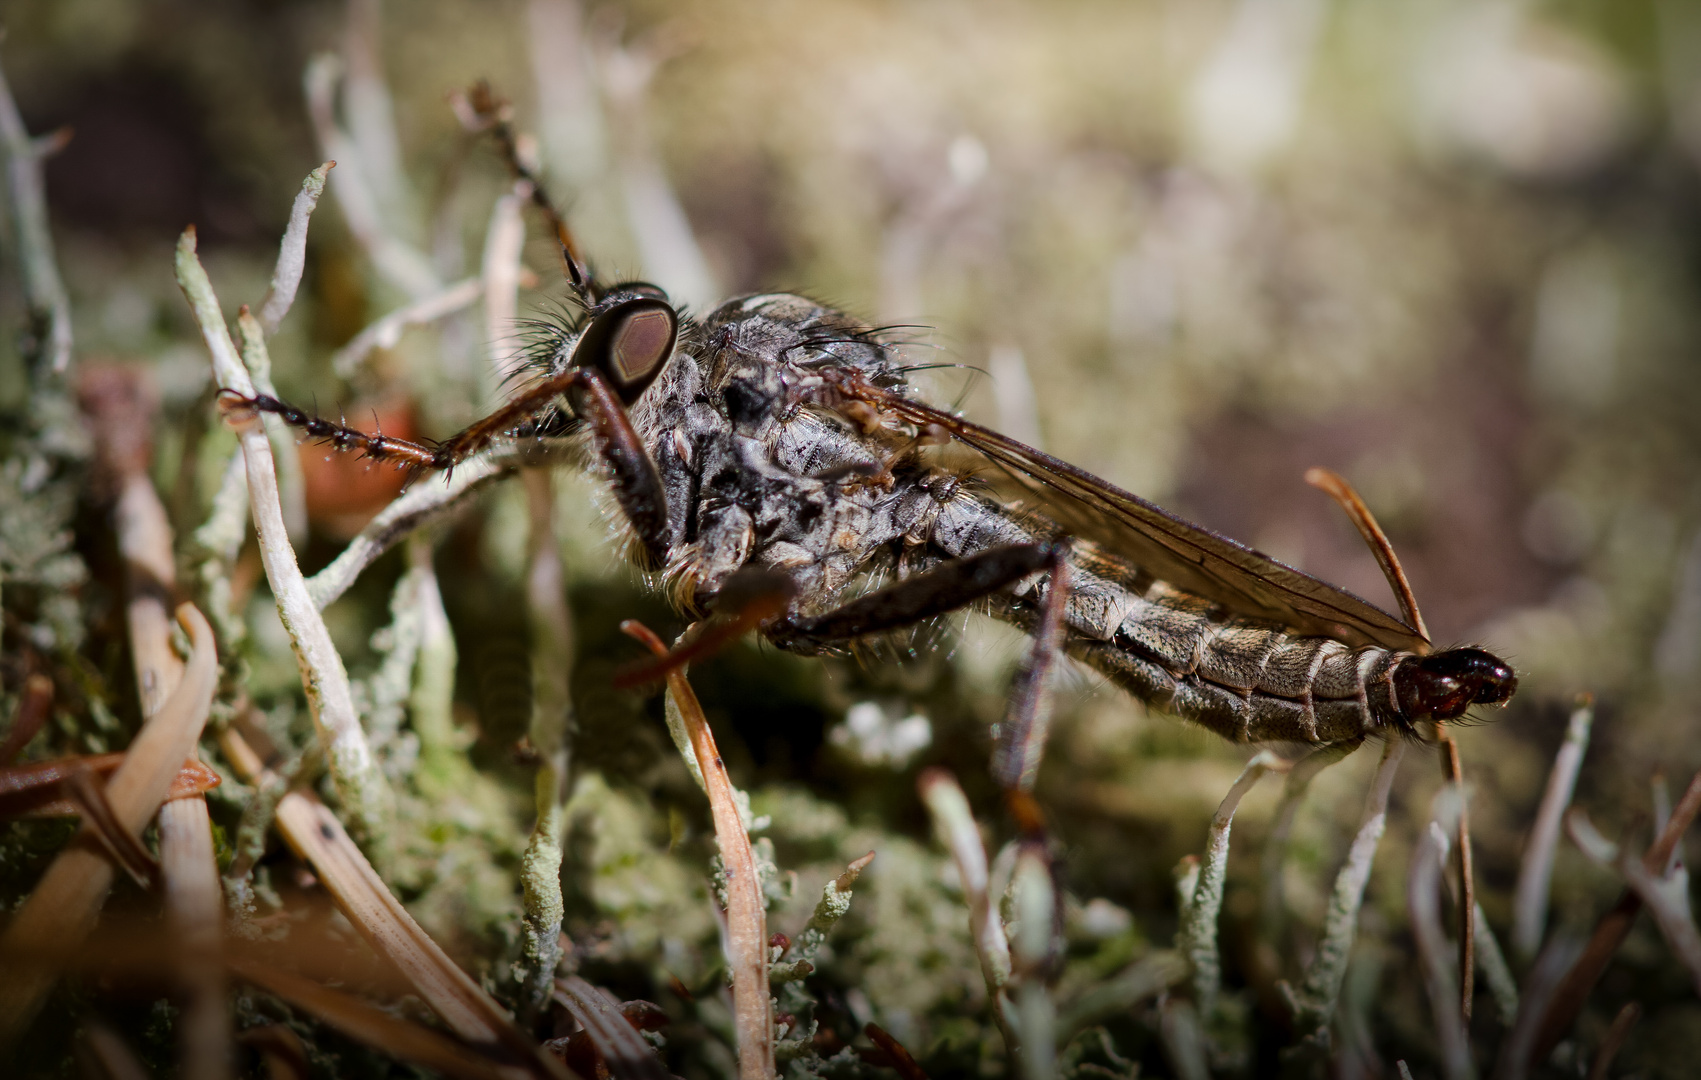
6,0,1701,1070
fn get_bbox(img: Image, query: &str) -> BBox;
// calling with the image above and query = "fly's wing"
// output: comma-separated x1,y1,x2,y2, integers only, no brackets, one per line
863,387,1430,653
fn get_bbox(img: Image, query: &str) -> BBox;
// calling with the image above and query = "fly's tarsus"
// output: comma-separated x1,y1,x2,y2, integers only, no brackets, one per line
217,389,450,474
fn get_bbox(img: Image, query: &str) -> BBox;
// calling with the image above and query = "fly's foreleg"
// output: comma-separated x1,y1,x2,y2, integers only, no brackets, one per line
220,366,672,565
770,541,1067,648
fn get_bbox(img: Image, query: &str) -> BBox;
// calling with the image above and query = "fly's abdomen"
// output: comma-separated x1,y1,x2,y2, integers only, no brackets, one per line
1069,626,1404,744
935,494,1411,743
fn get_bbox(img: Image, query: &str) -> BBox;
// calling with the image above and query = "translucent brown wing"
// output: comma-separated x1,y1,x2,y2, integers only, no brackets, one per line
857,384,1430,653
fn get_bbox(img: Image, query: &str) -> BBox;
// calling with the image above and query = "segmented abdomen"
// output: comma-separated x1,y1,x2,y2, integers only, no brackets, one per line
933,495,1411,744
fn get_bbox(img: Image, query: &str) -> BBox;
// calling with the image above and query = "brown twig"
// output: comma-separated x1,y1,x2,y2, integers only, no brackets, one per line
1566,809,1701,995
622,620,773,1079
863,1022,930,1080
1528,763,1701,1064
86,359,231,1080
1585,1002,1640,1080
1,672,53,765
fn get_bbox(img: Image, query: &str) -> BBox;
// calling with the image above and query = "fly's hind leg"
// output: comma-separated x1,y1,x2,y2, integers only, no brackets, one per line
774,541,1077,791
615,543,1068,688
769,541,1068,649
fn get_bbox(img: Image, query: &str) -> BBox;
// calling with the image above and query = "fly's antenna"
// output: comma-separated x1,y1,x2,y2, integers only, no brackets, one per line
1304,467,1430,643
453,81,597,305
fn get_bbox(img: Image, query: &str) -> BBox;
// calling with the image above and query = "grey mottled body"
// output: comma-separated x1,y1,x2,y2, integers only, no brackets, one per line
569,292,1414,744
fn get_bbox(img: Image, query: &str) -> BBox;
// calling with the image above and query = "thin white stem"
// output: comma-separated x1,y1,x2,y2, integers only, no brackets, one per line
1011,845,1057,1080
237,310,308,544
1261,738,1362,944
1286,737,1405,1034
1513,698,1593,959
1184,750,1285,1017
258,162,335,333
177,228,392,850
919,769,1018,1052
518,468,575,1012
330,276,484,378
304,53,438,299
0,59,72,372
304,452,507,610
482,185,530,405
1410,814,1475,1080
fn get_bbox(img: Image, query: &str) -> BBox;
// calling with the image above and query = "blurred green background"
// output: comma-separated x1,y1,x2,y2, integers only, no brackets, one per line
5,0,1701,1075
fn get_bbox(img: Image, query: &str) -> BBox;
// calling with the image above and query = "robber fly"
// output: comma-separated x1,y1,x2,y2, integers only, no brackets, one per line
222,96,1516,755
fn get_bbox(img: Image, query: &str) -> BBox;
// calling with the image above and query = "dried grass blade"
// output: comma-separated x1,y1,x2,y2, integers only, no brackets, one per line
64,767,159,888
0,604,218,1042
1440,735,1476,1021
2,755,218,818
216,728,571,1078
228,958,523,1080
553,976,671,1080
1304,467,1428,641
622,619,773,1080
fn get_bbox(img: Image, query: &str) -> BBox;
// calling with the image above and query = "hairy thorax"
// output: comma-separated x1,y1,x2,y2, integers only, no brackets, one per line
629,293,949,616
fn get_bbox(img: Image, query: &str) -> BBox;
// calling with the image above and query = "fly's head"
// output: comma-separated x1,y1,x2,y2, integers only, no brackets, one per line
1393,647,1518,724
569,281,680,406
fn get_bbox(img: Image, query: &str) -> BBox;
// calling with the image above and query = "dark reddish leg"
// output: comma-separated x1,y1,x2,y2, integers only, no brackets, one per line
771,541,1065,647
992,543,1071,793
220,364,672,566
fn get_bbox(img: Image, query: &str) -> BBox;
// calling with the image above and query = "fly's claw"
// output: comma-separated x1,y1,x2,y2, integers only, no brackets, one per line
216,388,263,429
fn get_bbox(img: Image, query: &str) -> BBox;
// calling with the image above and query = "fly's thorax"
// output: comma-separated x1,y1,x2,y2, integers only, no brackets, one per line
635,303,954,620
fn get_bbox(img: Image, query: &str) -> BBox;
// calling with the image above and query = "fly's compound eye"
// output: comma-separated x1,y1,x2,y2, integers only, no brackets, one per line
604,281,670,302
573,297,678,404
